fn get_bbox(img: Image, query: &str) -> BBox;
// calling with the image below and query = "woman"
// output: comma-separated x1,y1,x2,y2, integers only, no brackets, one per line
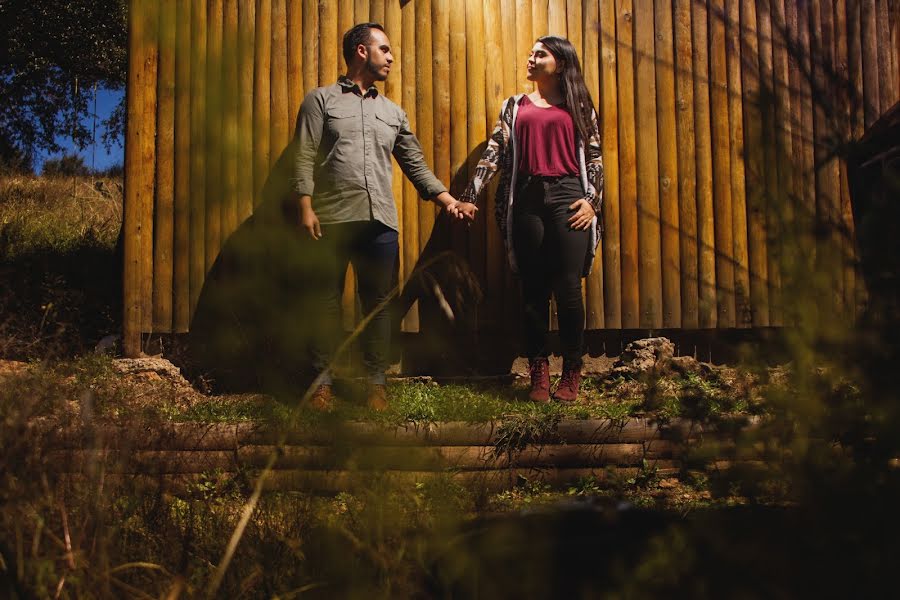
459,35,603,402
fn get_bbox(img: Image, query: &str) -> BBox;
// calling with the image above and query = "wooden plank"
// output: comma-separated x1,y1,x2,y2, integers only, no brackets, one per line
709,0,735,328
302,0,318,93
549,0,567,35
600,0,621,329
692,0,717,328
484,0,506,326
139,0,159,334
401,0,419,331
634,0,663,329
237,0,256,221
845,0,864,140
286,0,303,131
189,0,208,314
567,0,584,55
432,0,451,194
877,0,894,111
270,0,289,165
795,0,817,309
252,0,271,205
354,0,368,22
318,0,338,84
740,0,769,327
205,0,223,272
860,0,879,127
124,0,148,354
516,0,534,91
466,0,487,290
655,0,680,328
674,0,698,329
583,0,604,329
221,0,239,241
153,0,176,332
338,0,353,48
449,0,468,284
726,0,750,327
616,0,640,328
370,0,384,25
834,0,856,316
416,0,436,252
533,0,549,39
173,0,192,332
385,0,404,294
501,0,517,96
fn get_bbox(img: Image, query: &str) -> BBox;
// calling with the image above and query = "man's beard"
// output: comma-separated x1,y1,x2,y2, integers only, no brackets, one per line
365,58,389,81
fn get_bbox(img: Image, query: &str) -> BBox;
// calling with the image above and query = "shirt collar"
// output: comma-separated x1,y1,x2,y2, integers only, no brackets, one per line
338,75,379,98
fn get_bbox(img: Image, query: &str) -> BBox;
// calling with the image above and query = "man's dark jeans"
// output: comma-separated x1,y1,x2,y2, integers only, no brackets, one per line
512,174,590,370
307,220,398,385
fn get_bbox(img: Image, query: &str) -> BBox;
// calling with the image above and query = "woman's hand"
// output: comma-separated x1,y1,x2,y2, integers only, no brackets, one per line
448,200,479,221
567,198,595,230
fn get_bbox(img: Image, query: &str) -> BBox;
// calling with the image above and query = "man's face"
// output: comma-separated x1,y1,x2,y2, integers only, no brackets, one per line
362,29,393,81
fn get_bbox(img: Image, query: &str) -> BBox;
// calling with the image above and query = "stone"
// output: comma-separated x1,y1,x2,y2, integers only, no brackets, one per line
612,337,676,377
112,357,193,391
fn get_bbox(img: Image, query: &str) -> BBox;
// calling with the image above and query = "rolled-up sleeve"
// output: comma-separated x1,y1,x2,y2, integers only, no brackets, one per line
293,90,324,197
392,111,447,200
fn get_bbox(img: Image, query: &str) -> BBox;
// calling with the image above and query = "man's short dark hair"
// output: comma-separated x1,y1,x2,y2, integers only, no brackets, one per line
342,22,385,66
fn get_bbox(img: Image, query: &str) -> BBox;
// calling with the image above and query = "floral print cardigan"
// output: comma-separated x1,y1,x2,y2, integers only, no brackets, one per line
460,94,604,276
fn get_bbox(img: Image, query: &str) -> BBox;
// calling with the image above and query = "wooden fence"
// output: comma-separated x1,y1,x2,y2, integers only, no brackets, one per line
123,0,900,356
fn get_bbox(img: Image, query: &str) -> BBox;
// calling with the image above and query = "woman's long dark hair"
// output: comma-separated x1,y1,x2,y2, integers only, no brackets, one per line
536,35,596,149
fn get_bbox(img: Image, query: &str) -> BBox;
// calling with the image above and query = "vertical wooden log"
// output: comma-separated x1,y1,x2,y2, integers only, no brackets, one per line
385,0,403,288
654,0,680,329
674,0,698,329
501,0,517,96
205,0,223,272
516,0,534,91
173,0,192,332
124,0,149,354
549,0,567,35
286,0,303,129
189,0,208,313
740,0,768,327
726,0,749,327
616,0,640,328
338,0,353,44
432,0,451,192
567,0,584,56
877,0,894,111
600,0,621,329
846,0,864,140
634,0,662,329
709,0,735,328
253,0,271,204
533,0,550,38
354,0,369,22
140,1,159,334
370,0,385,27
692,0,716,328
860,0,879,126
154,0,176,332
319,0,338,84
302,0,318,92
834,0,856,316
222,0,239,241
484,0,506,326
796,0,817,316
583,0,604,329
270,0,290,164
757,0,782,325
238,0,256,221
466,0,487,288
401,0,419,331
416,0,436,250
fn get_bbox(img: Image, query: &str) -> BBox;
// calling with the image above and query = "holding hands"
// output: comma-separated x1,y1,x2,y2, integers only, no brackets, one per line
567,198,595,230
435,192,478,222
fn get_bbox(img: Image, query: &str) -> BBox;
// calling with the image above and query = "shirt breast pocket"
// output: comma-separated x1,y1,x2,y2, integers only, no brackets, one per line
324,108,359,139
374,110,400,149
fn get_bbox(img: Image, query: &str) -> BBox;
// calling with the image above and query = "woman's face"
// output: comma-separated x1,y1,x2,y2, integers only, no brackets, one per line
526,42,562,82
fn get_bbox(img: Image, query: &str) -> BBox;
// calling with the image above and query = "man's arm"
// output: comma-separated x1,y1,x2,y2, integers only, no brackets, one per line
392,113,476,221
293,91,325,237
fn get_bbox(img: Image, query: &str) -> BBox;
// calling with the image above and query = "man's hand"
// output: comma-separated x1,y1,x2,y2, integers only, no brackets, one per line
434,192,478,222
299,195,322,239
567,198,595,231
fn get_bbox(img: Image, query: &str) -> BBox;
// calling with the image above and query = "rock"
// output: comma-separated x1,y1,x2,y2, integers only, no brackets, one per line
670,355,702,375
612,337,676,377
0,360,29,379
112,357,193,391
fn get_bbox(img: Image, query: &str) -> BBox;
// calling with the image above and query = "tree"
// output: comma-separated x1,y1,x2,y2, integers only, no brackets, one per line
41,153,91,177
0,0,127,161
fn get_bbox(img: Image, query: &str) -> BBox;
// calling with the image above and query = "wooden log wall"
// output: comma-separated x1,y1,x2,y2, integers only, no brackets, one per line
124,0,900,355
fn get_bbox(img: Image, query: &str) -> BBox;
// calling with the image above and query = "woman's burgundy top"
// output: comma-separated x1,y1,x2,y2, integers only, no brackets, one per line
514,94,580,177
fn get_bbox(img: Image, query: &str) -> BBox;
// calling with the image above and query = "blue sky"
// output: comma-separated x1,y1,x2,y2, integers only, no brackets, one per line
35,88,125,174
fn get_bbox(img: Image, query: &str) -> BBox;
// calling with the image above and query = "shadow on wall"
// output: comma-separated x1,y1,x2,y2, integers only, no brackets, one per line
185,140,497,395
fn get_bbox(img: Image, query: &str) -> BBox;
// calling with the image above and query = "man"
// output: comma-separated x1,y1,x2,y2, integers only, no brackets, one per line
293,23,477,411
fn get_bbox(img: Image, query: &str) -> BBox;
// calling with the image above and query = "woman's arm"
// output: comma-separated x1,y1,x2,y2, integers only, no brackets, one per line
460,100,511,205
583,107,604,214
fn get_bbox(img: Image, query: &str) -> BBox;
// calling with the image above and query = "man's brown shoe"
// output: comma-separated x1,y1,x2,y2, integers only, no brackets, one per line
367,383,389,412
308,384,334,411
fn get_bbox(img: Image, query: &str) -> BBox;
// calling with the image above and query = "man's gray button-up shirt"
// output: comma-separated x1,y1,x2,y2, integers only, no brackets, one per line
293,76,447,232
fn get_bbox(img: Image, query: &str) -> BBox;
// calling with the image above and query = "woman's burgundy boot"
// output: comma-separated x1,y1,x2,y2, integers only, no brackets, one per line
552,367,582,402
528,358,551,402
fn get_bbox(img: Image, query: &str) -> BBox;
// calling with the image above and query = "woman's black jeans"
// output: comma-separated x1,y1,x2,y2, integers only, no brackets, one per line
512,174,590,370
306,220,398,385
